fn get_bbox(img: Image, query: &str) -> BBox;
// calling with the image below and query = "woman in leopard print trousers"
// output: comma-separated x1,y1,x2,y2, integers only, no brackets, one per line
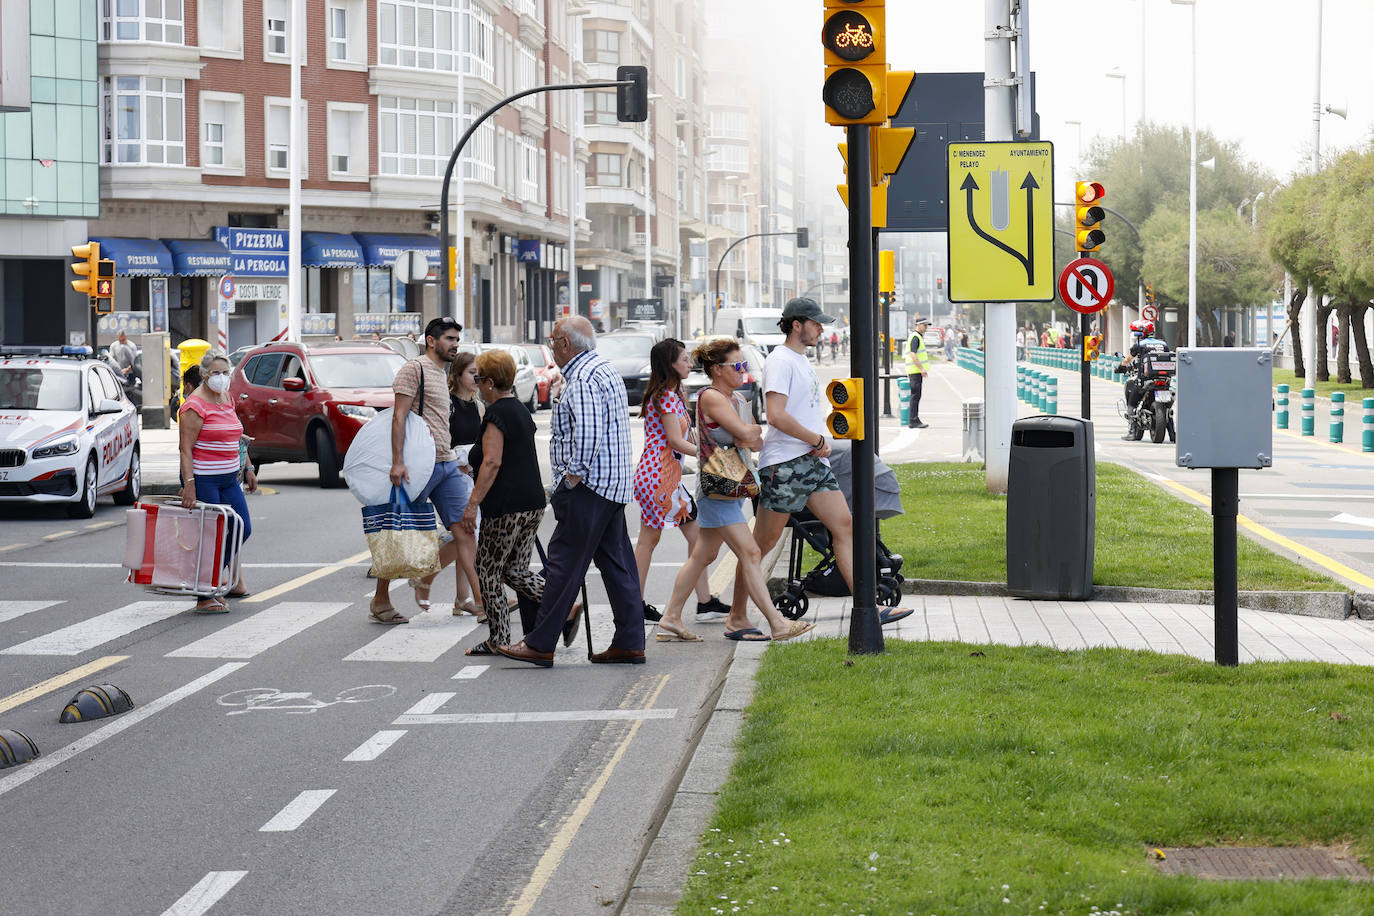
472,509,544,647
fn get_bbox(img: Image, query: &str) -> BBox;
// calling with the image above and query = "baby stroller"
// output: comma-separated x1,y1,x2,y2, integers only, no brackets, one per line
771,441,905,620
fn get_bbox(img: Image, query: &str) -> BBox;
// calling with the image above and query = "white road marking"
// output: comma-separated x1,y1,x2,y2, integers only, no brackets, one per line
166,602,350,659
343,607,479,662
1332,512,1374,528
401,691,456,716
159,871,248,916
0,663,247,799
343,730,407,762
394,708,678,726
0,600,183,655
0,600,61,625
259,789,336,832
452,665,488,679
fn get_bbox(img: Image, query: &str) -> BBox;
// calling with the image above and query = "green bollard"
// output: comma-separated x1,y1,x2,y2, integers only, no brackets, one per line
1301,388,1315,436
1364,398,1374,452
1016,366,1024,401
897,375,910,426
1331,391,1345,443
1275,384,1289,429
1046,377,1058,415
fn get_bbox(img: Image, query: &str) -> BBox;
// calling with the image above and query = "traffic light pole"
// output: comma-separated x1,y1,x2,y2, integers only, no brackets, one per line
439,79,635,322
847,125,882,656
1080,311,1091,420
712,230,809,319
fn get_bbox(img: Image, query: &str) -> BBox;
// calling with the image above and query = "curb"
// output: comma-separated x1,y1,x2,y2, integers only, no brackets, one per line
767,576,1355,620
620,642,766,915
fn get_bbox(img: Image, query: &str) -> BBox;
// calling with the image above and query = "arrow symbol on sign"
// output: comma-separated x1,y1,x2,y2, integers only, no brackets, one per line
960,172,1036,285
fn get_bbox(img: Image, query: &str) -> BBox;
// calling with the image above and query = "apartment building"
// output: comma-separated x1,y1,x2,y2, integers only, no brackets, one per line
78,0,588,351
574,0,706,336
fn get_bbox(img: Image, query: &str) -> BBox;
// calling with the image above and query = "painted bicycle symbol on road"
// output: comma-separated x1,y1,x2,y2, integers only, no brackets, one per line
216,685,396,716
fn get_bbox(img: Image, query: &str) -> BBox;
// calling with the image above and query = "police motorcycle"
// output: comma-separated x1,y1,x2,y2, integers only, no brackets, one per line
1113,320,1176,443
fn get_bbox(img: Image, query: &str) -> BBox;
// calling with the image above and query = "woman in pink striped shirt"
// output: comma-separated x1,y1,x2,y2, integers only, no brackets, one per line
178,352,257,612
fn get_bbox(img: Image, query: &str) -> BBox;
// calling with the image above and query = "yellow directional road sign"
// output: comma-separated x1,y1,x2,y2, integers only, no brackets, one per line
946,141,1054,303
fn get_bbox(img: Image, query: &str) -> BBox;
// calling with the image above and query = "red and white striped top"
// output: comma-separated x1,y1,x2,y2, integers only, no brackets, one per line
180,394,243,476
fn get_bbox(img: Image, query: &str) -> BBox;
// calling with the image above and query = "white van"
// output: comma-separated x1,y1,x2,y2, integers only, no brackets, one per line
713,307,785,353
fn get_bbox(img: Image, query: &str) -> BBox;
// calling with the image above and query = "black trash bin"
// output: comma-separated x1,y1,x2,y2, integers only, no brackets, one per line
1006,415,1095,600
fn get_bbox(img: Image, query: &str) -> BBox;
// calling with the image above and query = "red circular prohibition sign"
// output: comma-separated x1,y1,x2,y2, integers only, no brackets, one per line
1058,257,1115,315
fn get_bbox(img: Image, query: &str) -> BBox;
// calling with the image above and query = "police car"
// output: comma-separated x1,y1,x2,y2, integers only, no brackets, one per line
0,346,141,517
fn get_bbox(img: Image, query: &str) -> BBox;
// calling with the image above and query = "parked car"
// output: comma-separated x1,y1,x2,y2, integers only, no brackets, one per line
516,343,563,408
0,346,141,517
230,341,405,487
682,338,767,423
594,332,656,406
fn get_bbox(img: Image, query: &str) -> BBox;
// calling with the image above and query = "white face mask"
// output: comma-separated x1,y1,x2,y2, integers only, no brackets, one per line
207,374,231,393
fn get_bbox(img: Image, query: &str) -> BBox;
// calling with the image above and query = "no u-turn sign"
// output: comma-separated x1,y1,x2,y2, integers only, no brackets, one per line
1058,257,1114,314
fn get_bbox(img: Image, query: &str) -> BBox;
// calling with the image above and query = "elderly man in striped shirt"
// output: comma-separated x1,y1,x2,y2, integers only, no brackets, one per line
495,316,646,667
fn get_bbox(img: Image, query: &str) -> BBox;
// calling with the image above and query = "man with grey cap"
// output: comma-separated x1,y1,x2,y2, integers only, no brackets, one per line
723,297,911,634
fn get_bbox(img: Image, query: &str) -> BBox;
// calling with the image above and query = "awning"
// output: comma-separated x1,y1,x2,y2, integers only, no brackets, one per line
89,237,173,277
353,232,441,268
301,232,365,269
161,238,233,276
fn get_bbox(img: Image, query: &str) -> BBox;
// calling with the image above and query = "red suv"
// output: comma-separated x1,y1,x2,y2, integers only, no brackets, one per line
230,342,406,487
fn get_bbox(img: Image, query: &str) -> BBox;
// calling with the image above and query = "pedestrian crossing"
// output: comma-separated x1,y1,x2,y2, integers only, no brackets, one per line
0,598,625,665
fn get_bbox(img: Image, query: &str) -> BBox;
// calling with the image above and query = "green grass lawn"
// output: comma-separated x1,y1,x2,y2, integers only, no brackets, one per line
679,641,1374,915
875,463,1341,593
1272,368,1374,401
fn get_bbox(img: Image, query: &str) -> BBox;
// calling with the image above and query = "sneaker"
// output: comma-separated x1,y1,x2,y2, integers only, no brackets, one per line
695,597,730,622
912,420,929,429
642,601,662,622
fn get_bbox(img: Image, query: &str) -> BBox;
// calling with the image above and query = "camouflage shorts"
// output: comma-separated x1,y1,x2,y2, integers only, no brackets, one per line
758,454,840,514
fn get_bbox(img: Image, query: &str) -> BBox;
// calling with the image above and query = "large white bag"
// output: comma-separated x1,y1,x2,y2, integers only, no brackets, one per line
343,408,435,506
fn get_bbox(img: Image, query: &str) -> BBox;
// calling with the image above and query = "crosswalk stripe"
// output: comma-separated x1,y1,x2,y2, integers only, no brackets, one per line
160,871,248,916
0,600,61,625
0,601,183,656
165,602,351,659
343,608,479,663
452,665,488,679
343,730,407,762
259,789,336,832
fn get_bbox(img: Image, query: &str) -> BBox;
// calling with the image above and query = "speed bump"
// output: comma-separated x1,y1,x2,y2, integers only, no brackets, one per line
58,684,134,723
0,729,39,768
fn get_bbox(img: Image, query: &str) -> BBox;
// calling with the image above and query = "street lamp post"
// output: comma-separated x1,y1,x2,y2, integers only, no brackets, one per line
644,93,662,311
1105,68,1127,137
1064,118,1083,168
1171,0,1198,348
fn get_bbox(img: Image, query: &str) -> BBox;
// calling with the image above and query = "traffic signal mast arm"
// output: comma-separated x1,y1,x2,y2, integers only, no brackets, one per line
712,228,811,315
438,70,647,319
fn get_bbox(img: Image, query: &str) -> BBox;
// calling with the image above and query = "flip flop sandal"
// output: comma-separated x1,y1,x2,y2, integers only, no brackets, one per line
723,627,771,642
879,606,914,626
655,623,703,643
192,600,229,614
773,621,815,642
370,605,409,625
225,588,251,598
454,598,480,617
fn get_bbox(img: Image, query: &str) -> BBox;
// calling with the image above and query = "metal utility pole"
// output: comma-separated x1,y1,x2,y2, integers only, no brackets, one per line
1303,0,1323,380
982,0,1018,492
847,125,882,655
286,0,302,342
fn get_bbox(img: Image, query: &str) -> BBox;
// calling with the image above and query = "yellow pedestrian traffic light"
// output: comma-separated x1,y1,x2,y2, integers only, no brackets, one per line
825,377,864,440
70,241,99,297
94,259,115,313
1074,181,1106,253
822,0,887,126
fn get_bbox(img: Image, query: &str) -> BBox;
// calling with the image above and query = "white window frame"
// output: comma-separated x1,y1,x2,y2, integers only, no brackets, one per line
101,0,185,44
461,102,496,186
263,0,305,64
517,137,539,202
378,0,461,73
707,143,749,174
378,95,460,179
264,96,309,178
516,44,538,110
198,0,244,57
326,102,370,181
460,1,494,84
199,90,245,175
101,75,186,166
593,152,622,188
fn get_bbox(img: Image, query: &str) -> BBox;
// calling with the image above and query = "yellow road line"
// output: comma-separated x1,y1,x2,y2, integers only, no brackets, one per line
0,655,128,716
0,543,28,553
508,674,672,916
42,530,76,541
242,549,372,604
1153,476,1374,590
1274,425,1373,457
84,521,119,531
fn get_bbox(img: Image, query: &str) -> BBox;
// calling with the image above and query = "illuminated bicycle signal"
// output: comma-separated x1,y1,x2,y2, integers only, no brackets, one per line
823,11,877,62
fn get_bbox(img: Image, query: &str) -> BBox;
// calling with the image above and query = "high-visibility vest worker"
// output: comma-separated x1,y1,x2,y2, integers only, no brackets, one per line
904,322,931,375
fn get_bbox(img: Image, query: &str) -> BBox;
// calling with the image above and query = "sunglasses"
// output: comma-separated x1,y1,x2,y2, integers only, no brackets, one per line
729,361,747,372
474,375,490,383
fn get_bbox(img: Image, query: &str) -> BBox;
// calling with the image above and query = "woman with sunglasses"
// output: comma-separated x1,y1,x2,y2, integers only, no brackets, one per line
653,338,812,642
177,351,256,612
632,339,730,639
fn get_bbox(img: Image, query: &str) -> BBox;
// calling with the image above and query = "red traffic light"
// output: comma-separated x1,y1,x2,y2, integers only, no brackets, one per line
1075,181,1105,204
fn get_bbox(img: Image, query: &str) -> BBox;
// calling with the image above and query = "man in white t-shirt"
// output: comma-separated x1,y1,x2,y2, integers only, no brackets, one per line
725,297,911,631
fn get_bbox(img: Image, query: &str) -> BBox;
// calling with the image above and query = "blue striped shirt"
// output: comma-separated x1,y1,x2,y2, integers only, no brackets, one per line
550,349,633,504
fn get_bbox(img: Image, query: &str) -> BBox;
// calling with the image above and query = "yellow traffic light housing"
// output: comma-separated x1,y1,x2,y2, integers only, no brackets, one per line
1074,181,1106,253
836,179,888,228
825,377,864,440
71,241,99,297
1084,334,1101,362
94,259,115,313
878,250,895,296
822,0,887,126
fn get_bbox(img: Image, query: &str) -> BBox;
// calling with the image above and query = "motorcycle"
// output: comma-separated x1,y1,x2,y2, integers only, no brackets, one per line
1115,349,1176,443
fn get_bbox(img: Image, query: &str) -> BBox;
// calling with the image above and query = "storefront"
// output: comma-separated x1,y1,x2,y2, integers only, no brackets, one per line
352,233,440,335
88,236,176,345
